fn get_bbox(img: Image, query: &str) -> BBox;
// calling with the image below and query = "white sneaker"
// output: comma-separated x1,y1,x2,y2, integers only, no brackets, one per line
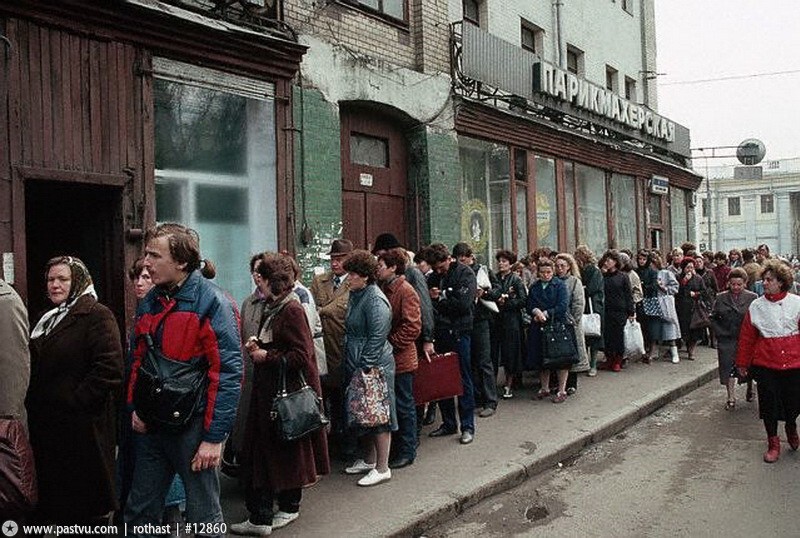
271,511,299,530
357,468,392,486
587,367,598,377
344,459,376,474
230,519,272,536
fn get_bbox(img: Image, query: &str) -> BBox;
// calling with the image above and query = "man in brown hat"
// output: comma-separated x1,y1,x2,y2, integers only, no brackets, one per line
311,238,354,459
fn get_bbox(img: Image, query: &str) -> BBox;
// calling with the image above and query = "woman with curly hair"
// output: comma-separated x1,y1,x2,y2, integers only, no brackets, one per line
736,259,800,463
574,245,604,376
341,250,397,486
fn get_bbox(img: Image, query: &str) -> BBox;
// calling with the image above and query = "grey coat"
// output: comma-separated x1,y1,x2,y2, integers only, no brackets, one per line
344,283,397,430
650,269,681,342
0,280,30,428
711,290,758,362
561,276,590,372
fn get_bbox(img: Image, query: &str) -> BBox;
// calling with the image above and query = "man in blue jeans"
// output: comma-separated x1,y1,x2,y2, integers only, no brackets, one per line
424,243,477,445
126,224,242,538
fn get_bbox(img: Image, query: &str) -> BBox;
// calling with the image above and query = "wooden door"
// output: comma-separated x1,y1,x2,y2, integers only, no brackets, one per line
340,107,408,251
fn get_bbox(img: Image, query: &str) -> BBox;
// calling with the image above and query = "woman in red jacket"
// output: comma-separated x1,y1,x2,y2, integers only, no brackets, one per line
377,248,422,469
736,259,800,463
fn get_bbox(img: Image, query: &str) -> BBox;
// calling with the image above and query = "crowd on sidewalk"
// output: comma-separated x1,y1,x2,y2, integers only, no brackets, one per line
3,224,800,536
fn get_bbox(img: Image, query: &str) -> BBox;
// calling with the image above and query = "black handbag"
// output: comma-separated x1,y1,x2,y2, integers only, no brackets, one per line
541,319,578,368
133,332,208,433
690,299,711,330
271,358,328,442
642,296,664,318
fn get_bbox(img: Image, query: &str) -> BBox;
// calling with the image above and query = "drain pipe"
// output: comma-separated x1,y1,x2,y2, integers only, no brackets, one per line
552,0,565,68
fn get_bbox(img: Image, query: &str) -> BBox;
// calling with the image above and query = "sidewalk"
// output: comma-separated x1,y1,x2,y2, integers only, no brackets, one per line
220,348,718,537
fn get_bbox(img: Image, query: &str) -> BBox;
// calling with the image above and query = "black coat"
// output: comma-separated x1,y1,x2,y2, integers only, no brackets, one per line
26,295,123,523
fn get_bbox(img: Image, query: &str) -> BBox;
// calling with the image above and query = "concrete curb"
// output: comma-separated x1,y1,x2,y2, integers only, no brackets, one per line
387,366,717,537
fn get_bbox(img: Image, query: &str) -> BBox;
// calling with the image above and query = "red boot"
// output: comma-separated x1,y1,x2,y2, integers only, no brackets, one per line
764,436,781,463
786,424,799,451
611,355,622,372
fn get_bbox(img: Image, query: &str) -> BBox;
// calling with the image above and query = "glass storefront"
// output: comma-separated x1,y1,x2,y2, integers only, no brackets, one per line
535,156,558,249
154,65,277,304
576,164,608,255
671,187,689,246
611,173,637,250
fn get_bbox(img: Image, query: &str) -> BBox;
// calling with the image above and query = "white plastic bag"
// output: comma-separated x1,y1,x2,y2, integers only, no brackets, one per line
582,291,602,338
623,319,645,359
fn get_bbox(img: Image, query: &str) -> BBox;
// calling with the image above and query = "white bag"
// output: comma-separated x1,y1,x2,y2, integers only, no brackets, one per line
582,291,602,338
476,265,492,289
623,319,645,359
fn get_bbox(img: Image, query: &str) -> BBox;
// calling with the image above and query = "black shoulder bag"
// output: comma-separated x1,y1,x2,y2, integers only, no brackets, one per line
271,357,328,442
133,315,208,433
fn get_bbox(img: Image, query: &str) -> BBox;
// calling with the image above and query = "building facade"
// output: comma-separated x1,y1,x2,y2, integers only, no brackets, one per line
1,0,702,324
0,0,305,327
697,158,800,257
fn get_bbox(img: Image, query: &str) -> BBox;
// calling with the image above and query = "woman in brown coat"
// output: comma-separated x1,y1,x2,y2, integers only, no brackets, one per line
232,253,330,536
377,248,422,469
26,256,123,525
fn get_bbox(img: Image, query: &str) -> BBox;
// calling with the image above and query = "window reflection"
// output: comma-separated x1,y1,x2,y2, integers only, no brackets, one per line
576,164,608,254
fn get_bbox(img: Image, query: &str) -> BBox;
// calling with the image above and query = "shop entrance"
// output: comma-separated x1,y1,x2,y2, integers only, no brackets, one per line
24,181,126,330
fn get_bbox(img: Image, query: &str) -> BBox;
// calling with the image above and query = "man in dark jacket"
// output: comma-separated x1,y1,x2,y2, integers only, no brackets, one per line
424,243,478,445
453,243,500,417
126,223,242,538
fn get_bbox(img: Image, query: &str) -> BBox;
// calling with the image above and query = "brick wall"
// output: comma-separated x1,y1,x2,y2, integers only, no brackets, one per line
285,0,449,75
408,125,462,246
293,86,344,280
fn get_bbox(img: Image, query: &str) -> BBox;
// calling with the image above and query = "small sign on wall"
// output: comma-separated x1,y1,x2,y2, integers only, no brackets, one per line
359,173,373,187
2,252,14,284
650,175,669,195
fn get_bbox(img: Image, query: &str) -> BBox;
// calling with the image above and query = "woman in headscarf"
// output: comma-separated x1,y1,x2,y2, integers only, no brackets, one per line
26,256,124,526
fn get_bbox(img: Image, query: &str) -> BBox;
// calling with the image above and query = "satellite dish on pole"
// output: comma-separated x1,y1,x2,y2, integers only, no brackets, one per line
736,138,766,165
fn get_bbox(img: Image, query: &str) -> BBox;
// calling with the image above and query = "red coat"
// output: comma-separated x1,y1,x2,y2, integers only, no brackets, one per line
382,276,422,374
241,298,330,491
736,292,800,371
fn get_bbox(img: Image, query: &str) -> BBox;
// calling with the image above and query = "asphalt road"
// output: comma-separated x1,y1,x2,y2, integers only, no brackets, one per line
425,381,800,538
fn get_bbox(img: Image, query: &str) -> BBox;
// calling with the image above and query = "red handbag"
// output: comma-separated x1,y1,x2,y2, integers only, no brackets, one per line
0,416,38,520
412,352,464,405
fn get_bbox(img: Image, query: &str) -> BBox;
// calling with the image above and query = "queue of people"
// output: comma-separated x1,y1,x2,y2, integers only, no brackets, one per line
5,226,800,535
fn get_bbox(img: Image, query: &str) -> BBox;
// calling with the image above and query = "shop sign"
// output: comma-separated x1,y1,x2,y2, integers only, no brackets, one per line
533,61,675,143
650,175,669,195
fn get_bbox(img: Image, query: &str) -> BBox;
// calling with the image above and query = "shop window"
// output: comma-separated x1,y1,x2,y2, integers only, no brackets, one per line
350,133,389,168
611,174,636,250
154,64,277,304
671,188,689,246
535,156,558,249
760,194,774,214
728,197,741,216
701,198,709,217
516,185,528,254
458,136,510,263
564,162,576,249
576,164,608,254
463,0,480,26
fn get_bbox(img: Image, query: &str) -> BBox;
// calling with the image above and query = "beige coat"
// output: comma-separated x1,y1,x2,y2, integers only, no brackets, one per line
0,279,30,427
310,272,350,386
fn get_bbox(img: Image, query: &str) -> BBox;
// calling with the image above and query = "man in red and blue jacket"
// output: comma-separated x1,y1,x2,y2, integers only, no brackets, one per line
125,223,242,538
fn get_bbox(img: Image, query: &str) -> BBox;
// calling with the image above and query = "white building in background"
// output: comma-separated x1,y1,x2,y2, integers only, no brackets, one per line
696,158,800,256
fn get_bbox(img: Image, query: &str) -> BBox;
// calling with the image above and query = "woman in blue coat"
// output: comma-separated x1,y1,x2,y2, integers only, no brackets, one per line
341,250,397,487
527,259,572,403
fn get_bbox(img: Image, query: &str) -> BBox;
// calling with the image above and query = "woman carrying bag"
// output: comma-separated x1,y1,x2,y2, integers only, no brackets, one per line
231,254,329,536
